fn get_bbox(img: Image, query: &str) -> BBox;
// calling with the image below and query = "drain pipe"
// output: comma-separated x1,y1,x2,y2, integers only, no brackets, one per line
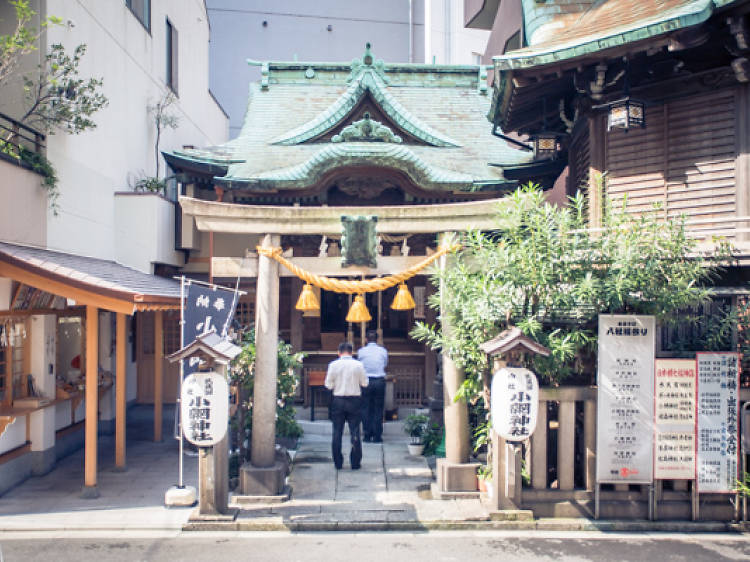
408,0,413,62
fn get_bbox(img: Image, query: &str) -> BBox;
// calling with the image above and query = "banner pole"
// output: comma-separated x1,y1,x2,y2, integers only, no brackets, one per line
178,275,185,489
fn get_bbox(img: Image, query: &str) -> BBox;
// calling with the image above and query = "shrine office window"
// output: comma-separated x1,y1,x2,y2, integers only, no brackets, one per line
166,18,178,94
126,0,150,32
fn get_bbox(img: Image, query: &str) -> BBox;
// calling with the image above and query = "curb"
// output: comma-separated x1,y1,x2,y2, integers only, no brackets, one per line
182,518,750,533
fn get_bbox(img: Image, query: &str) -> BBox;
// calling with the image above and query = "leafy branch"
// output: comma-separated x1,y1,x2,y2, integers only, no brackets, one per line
20,43,108,135
0,0,62,86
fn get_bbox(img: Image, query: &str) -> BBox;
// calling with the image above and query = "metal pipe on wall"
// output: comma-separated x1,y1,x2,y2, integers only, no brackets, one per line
408,0,413,63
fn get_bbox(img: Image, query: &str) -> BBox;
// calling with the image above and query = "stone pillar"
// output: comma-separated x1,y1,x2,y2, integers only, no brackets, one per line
439,236,469,465
196,362,230,516
240,234,286,497
198,434,229,516
28,314,56,476
436,233,475,493
252,233,280,468
82,305,99,498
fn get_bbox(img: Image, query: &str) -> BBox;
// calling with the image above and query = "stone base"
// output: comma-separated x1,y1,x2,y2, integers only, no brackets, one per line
165,485,197,507
230,485,291,505
489,509,535,521
111,464,128,473
430,482,480,500
240,460,287,496
80,485,100,499
30,448,56,476
188,507,238,522
436,458,481,493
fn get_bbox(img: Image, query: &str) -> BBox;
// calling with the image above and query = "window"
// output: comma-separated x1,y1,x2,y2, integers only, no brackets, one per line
126,0,150,32
166,18,178,94
0,321,28,406
503,30,521,54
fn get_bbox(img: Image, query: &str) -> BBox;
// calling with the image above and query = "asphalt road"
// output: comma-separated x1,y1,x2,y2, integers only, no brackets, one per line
1,531,749,562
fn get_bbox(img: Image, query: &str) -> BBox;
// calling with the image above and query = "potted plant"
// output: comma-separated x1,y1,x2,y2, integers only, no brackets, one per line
403,413,429,455
477,464,493,495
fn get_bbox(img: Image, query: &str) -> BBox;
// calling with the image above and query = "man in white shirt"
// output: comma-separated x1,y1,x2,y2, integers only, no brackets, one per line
325,341,368,470
358,330,388,443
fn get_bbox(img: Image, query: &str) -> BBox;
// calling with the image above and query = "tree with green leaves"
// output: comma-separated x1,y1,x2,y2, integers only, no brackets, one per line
413,183,734,412
148,90,179,180
0,0,61,86
1,1,107,213
20,43,107,136
230,329,305,462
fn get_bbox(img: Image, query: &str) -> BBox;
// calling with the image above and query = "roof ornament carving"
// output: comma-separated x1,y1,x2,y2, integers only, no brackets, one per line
348,42,389,84
331,112,402,144
271,43,460,147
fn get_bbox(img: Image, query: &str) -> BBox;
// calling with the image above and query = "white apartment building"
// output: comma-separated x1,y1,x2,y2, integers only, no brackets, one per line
0,0,227,496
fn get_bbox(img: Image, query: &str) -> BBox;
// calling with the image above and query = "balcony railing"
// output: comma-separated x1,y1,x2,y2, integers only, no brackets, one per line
0,111,45,156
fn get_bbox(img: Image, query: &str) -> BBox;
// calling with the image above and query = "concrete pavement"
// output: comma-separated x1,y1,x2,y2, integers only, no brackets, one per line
0,406,748,533
211,417,490,531
0,405,196,531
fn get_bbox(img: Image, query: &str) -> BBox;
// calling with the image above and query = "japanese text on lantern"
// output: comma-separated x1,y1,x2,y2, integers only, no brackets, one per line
180,372,229,447
491,367,539,441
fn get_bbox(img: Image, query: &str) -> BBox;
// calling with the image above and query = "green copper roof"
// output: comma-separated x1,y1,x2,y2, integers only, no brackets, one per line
166,45,533,192
271,53,460,147
216,143,477,191
494,0,737,71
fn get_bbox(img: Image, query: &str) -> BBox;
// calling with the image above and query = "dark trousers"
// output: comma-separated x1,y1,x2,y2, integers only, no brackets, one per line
361,377,386,441
330,396,362,469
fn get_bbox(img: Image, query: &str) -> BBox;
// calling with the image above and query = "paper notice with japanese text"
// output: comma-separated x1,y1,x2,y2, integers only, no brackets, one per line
597,315,655,484
654,359,696,480
696,352,740,493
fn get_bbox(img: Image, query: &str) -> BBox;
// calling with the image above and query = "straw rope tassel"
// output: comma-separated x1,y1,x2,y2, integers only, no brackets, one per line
256,244,459,294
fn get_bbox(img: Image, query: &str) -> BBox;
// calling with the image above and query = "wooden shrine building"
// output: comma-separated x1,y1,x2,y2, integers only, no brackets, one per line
166,45,535,414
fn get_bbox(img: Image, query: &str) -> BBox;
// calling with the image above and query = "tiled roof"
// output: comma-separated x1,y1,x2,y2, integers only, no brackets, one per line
494,0,736,71
0,242,181,303
166,47,533,191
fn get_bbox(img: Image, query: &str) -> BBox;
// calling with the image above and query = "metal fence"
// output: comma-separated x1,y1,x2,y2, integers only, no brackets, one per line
0,111,45,155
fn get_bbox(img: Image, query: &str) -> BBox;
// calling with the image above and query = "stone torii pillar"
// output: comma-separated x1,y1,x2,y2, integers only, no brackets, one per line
240,233,287,498
435,233,477,494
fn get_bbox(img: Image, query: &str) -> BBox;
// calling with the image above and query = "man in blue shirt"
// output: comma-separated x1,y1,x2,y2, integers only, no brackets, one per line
357,330,388,442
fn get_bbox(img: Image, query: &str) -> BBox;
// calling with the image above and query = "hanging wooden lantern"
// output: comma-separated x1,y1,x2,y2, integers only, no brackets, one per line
295,283,320,312
346,294,371,323
391,283,415,310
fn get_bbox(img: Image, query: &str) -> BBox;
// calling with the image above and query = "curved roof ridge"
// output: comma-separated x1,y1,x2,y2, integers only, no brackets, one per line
270,69,461,147
217,143,475,190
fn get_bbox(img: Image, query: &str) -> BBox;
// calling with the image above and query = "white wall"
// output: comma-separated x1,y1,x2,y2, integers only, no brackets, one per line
114,192,183,272
425,0,489,64
0,416,26,454
0,160,47,247
42,0,228,270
